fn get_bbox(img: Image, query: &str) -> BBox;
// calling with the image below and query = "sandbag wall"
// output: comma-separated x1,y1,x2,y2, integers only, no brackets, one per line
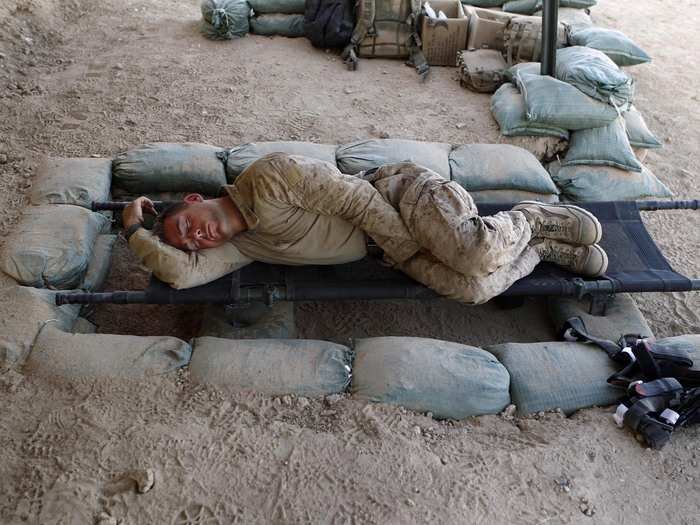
458,2,668,202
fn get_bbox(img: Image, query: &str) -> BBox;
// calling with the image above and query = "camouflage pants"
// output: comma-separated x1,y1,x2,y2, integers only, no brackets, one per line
364,163,541,304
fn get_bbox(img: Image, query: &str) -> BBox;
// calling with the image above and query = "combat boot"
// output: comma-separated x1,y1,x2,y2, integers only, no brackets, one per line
531,239,608,277
513,201,603,246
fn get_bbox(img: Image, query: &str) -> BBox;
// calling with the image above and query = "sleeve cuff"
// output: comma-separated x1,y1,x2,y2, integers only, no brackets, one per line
124,224,144,241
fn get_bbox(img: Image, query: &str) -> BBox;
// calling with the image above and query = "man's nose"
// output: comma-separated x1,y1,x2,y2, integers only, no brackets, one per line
194,228,203,239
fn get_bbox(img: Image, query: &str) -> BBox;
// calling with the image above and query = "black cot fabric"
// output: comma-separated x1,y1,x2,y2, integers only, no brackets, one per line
141,201,694,303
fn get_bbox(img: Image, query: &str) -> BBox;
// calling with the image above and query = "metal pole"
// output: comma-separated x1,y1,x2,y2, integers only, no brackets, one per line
541,0,558,76
636,199,700,211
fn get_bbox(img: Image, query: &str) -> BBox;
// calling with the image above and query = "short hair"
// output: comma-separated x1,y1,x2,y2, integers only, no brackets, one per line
152,201,190,242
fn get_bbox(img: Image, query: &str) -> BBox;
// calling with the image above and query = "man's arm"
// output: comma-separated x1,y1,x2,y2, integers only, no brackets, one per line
123,197,252,289
242,154,421,264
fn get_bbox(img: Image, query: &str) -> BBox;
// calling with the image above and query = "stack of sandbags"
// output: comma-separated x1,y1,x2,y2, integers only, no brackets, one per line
0,157,114,292
248,0,306,37
491,47,669,201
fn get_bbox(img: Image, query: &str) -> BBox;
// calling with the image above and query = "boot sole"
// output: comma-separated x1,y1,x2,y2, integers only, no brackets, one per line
514,200,603,245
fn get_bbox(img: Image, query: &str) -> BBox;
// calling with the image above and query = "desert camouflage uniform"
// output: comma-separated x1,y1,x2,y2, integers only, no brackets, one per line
128,154,539,303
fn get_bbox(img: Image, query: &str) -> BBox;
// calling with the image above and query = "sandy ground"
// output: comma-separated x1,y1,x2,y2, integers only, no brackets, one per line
1,0,700,523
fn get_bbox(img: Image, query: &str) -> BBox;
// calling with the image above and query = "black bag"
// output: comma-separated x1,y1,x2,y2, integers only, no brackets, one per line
304,0,355,49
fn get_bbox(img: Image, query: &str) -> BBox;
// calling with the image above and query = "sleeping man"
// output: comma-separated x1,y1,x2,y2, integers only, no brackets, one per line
122,153,607,304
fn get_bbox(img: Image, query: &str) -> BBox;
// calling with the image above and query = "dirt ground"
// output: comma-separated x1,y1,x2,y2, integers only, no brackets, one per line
1,0,699,523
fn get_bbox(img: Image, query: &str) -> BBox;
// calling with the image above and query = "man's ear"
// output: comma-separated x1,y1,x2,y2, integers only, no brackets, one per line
183,193,204,204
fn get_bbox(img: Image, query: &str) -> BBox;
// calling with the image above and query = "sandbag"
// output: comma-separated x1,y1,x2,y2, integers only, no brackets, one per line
568,27,650,67
190,338,352,395
555,46,634,108
548,293,653,342
563,117,642,172
249,0,305,13
654,335,700,359
225,141,338,179
113,143,227,195
72,317,97,334
502,0,539,15
503,15,567,64
304,0,355,48
624,105,662,149
491,84,570,139
0,205,108,289
25,325,191,380
549,160,672,201
513,71,618,130
498,134,568,162
198,302,295,339
486,340,621,415
336,139,452,178
449,144,559,195
504,60,540,81
457,49,507,94
469,189,559,204
0,285,80,342
351,337,510,419
82,234,117,292
30,157,111,209
250,14,306,37
200,0,251,39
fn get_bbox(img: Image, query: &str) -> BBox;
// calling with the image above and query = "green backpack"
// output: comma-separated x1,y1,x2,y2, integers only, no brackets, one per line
342,0,429,79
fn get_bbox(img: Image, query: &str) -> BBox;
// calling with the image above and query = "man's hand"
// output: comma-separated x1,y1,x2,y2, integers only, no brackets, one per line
123,196,156,229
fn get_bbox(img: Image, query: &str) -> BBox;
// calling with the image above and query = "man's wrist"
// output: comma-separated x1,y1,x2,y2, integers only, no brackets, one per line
124,223,143,240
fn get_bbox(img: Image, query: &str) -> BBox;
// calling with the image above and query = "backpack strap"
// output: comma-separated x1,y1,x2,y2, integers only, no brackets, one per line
343,0,374,70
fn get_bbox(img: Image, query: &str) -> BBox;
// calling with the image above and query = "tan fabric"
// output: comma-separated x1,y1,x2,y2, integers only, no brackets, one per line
364,162,539,304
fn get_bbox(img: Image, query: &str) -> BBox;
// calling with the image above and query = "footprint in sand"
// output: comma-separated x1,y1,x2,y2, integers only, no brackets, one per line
172,503,220,525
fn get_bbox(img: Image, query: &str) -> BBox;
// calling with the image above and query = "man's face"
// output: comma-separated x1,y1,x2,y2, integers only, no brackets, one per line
162,196,231,251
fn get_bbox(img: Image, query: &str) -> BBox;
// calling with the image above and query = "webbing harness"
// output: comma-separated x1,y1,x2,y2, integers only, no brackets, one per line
562,316,700,449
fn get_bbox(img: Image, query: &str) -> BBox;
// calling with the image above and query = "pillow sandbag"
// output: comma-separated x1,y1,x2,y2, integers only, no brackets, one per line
250,14,306,37
562,117,642,172
486,341,622,415
548,293,653,341
30,157,111,209
82,234,117,292
469,189,559,204
25,326,191,380
534,7,593,33
555,46,634,108
491,84,569,139
0,205,108,289
504,61,541,82
0,285,80,341
654,335,700,361
225,141,337,179
248,0,305,13
336,139,452,179
549,160,672,201
190,338,351,395
624,105,662,149
503,0,539,15
569,27,650,67
200,0,250,39
113,143,227,195
351,337,511,419
514,72,618,130
449,144,558,195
